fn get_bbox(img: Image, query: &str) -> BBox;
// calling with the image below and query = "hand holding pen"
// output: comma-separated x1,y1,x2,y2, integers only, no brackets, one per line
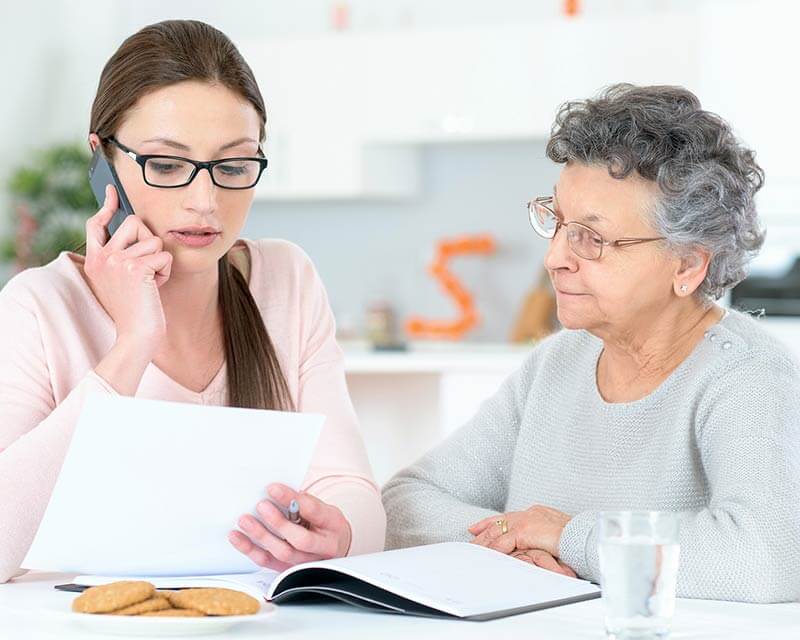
229,483,353,572
287,499,307,527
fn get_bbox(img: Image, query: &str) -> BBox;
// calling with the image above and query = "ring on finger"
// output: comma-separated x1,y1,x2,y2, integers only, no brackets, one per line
495,518,509,535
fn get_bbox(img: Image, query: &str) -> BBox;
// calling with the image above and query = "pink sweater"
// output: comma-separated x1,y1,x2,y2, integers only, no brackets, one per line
0,238,386,582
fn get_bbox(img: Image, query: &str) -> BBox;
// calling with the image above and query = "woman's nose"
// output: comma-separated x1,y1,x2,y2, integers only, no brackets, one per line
181,168,217,215
544,225,577,273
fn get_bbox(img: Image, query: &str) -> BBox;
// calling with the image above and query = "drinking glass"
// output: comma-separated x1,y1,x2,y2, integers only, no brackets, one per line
598,511,680,639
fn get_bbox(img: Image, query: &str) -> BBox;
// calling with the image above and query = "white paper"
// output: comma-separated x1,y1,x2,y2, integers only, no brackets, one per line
23,394,324,576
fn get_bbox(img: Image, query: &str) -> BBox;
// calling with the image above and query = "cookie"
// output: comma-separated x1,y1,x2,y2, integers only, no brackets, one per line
72,581,155,614
143,608,206,617
167,588,260,615
112,596,171,616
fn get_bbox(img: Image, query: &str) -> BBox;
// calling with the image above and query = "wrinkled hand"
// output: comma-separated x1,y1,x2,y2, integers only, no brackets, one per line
509,549,576,578
229,483,352,572
468,505,572,557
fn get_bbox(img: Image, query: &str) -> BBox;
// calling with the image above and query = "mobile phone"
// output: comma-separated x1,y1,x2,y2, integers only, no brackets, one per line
88,145,135,237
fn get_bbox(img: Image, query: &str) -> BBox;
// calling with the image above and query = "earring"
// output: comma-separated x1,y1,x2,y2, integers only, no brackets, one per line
679,284,689,293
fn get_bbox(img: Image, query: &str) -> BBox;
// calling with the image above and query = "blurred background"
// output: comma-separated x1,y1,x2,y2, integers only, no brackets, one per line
3,0,800,481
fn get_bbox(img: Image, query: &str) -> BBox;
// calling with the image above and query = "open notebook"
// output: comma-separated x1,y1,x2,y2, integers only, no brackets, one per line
64,542,601,621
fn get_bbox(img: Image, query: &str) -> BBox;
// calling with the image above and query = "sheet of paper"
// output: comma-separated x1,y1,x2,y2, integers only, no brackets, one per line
23,394,324,576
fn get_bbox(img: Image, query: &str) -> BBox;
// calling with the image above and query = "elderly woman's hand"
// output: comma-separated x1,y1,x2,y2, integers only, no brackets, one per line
509,549,577,578
468,505,572,558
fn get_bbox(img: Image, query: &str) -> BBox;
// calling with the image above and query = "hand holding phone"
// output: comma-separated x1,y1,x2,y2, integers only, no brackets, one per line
83,183,173,354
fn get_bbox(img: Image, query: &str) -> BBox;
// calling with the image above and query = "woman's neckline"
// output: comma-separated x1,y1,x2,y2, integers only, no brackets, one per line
61,238,257,398
590,307,729,408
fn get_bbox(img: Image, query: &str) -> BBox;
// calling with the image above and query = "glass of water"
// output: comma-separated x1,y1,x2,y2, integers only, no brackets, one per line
598,511,680,640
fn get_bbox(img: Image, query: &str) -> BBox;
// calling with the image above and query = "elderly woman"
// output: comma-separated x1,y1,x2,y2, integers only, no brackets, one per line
382,84,800,603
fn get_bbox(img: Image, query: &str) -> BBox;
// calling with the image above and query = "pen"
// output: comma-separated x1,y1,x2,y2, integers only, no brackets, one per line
288,499,304,526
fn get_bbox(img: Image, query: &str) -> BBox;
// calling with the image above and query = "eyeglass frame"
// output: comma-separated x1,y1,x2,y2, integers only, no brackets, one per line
527,196,664,260
102,136,269,190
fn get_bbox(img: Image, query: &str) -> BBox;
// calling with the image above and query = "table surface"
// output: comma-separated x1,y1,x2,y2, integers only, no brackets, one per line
1,572,798,640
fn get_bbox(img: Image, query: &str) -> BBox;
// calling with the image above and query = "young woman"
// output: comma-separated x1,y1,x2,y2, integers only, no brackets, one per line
0,19,385,583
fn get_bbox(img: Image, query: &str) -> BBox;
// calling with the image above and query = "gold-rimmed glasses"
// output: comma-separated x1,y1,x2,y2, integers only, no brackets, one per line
527,196,664,260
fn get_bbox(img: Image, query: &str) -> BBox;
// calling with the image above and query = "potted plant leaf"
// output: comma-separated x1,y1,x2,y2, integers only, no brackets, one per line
2,143,95,283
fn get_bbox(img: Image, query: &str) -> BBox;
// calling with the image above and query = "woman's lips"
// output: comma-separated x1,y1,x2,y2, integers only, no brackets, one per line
168,230,220,248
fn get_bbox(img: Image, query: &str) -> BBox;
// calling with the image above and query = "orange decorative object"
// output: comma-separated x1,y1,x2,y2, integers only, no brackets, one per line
563,0,581,18
405,233,496,340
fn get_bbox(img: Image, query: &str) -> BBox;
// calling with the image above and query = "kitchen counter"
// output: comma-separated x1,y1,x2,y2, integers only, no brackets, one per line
341,340,532,374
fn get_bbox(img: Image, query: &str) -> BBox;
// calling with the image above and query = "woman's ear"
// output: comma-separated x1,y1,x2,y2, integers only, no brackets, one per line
673,248,711,297
88,133,101,153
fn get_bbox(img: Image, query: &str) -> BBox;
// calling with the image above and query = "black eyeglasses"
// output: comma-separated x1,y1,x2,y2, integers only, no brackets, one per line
104,137,268,190
527,196,664,260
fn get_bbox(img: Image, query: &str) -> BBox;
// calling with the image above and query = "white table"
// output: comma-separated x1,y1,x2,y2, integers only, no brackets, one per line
1,572,797,639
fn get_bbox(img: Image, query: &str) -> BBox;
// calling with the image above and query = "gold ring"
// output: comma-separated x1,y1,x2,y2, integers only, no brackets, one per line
495,518,509,534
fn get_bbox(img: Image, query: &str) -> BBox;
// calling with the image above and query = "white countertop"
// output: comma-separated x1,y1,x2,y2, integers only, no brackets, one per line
342,340,532,374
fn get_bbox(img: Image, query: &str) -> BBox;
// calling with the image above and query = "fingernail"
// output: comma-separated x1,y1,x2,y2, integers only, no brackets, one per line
104,185,110,202
268,486,282,499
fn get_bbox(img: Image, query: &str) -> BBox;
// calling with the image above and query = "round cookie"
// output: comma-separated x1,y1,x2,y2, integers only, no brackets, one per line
72,581,155,614
143,608,206,617
167,588,260,615
112,596,171,616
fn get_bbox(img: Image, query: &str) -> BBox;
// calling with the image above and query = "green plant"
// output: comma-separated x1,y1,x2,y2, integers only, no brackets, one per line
4,143,95,269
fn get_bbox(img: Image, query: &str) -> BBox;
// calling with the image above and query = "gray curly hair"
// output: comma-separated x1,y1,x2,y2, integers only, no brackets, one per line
545,83,765,300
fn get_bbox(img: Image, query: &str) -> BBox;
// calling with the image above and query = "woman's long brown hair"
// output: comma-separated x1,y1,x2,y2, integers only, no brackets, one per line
89,19,292,410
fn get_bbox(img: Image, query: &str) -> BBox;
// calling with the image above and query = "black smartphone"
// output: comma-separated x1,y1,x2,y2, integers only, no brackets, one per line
88,145,135,237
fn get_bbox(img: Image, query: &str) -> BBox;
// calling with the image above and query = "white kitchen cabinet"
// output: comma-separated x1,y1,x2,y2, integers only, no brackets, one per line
362,16,700,144
238,13,699,201
239,38,421,200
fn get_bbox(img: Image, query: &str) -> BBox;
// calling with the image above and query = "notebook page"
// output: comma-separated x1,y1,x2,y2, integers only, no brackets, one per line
269,542,600,617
